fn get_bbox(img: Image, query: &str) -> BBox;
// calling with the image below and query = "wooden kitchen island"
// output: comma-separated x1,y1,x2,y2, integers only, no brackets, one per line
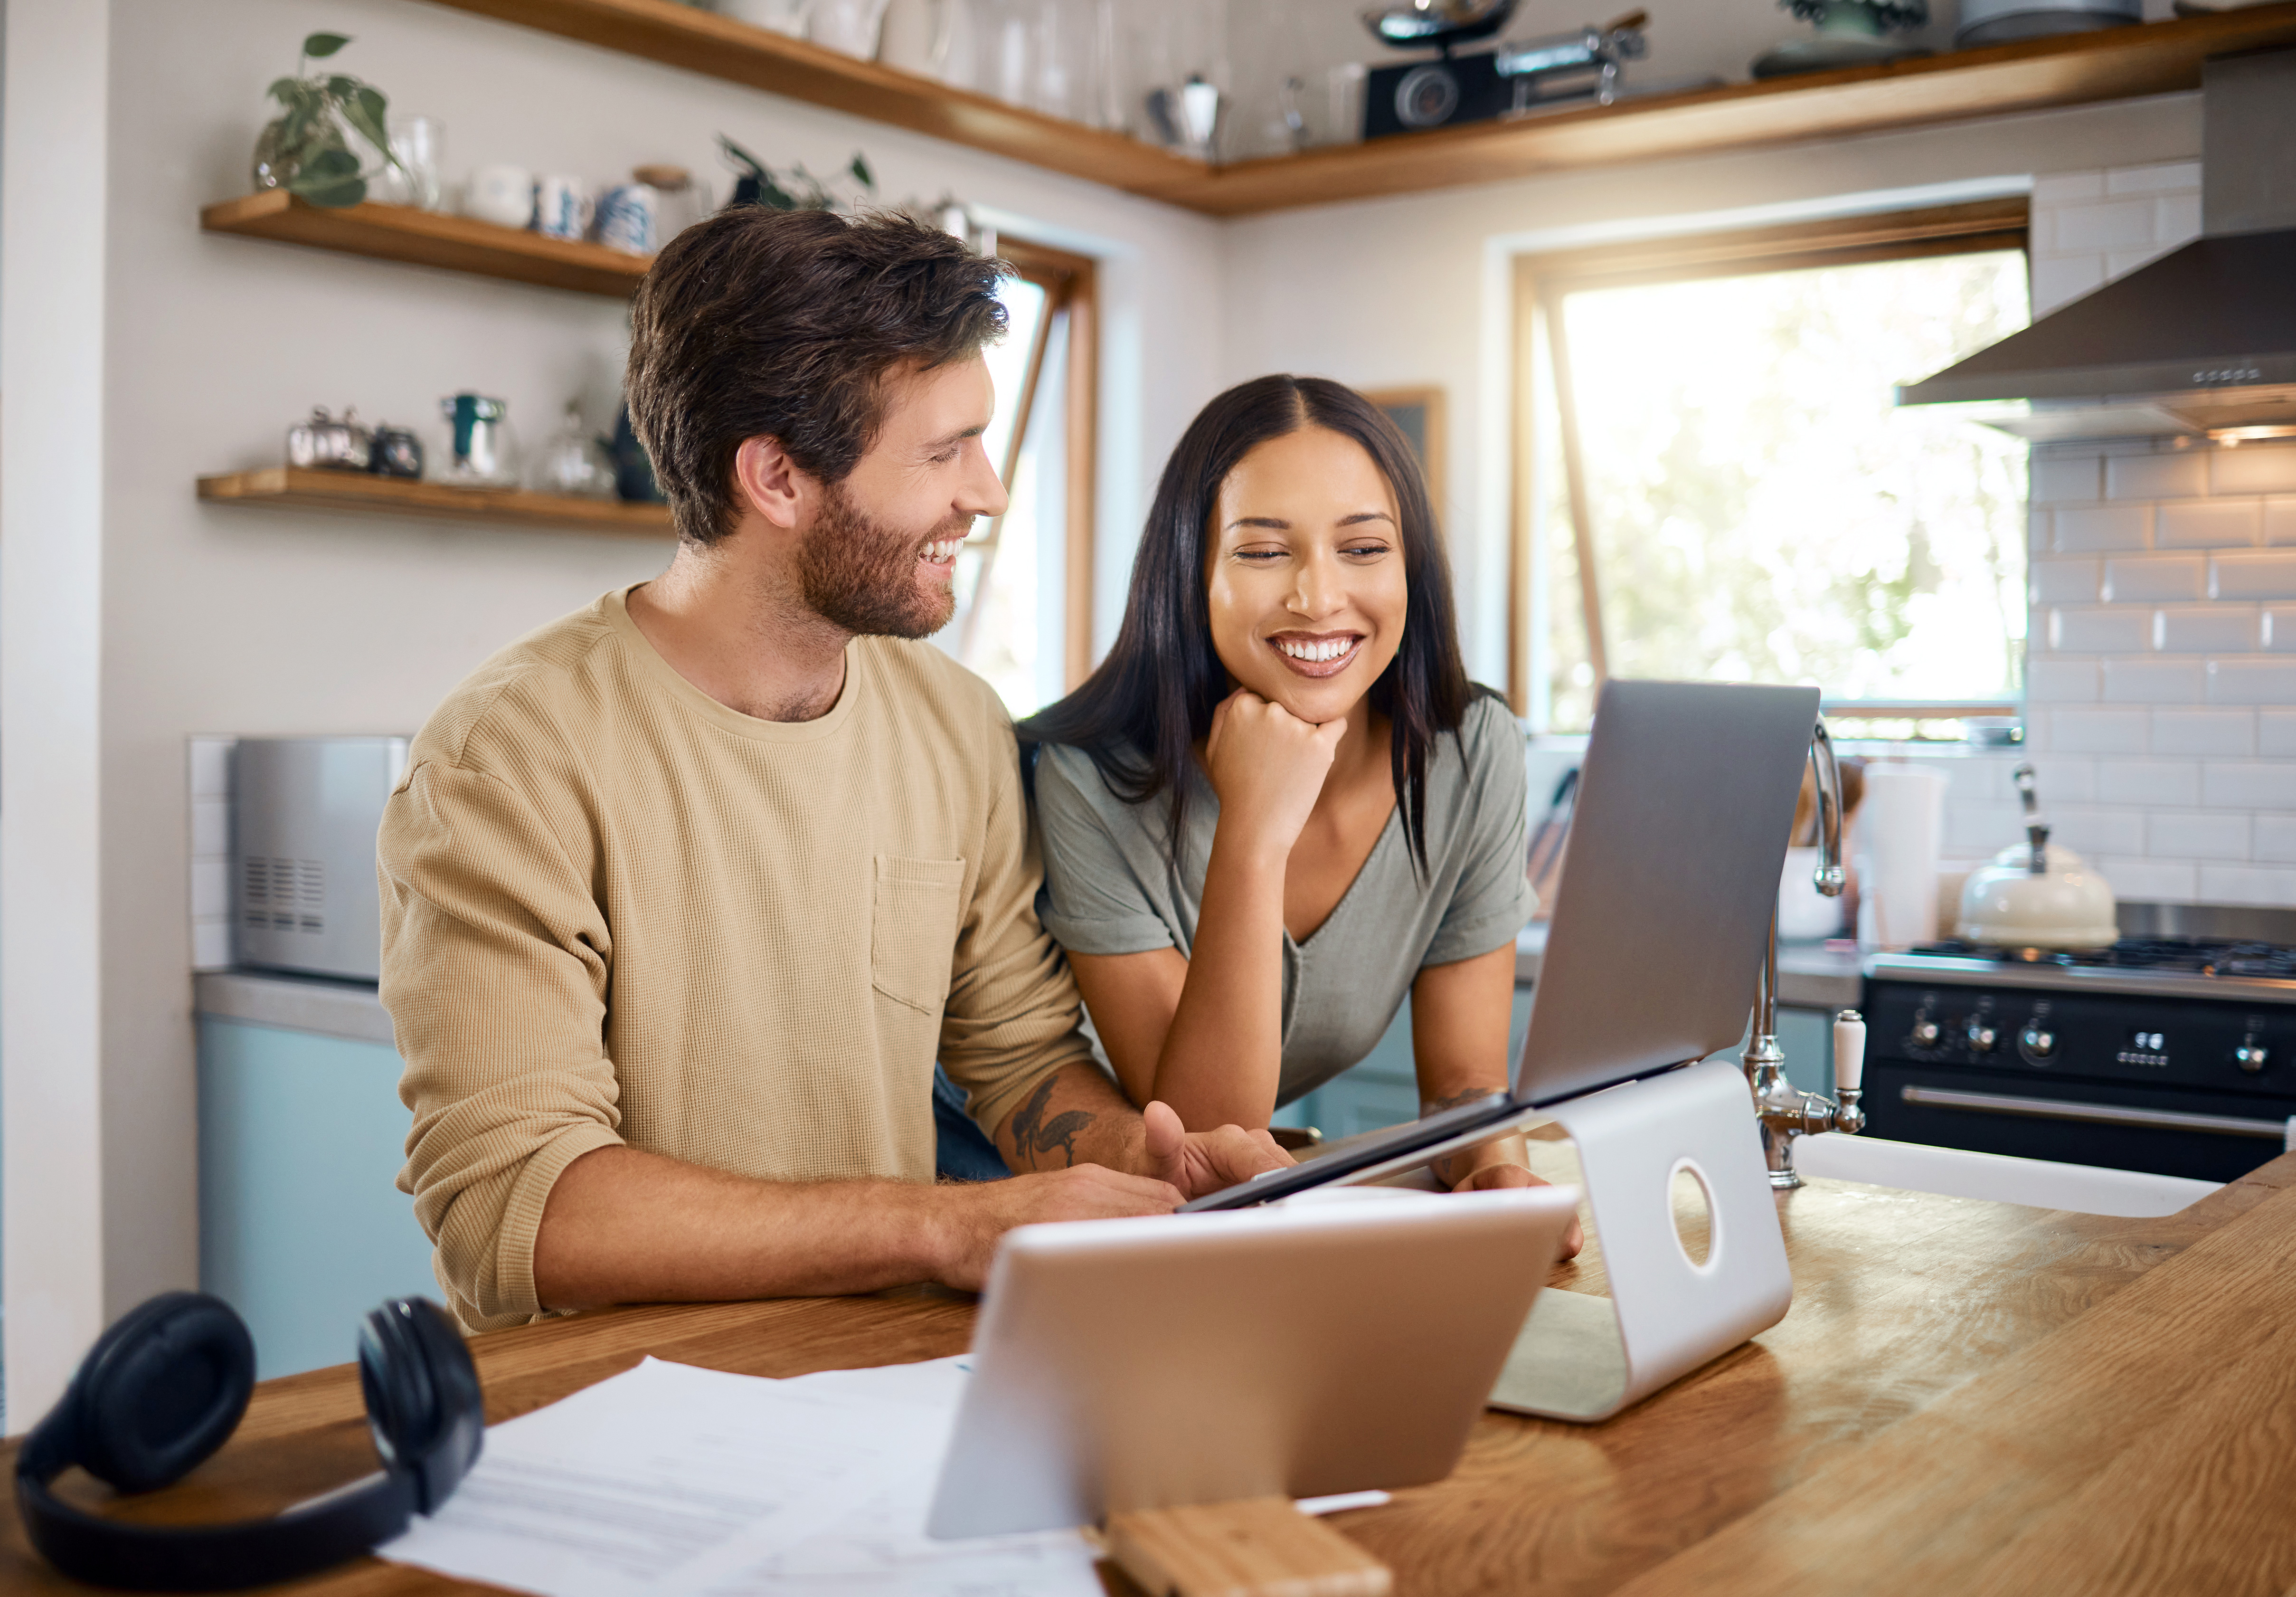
8,1144,2296,1596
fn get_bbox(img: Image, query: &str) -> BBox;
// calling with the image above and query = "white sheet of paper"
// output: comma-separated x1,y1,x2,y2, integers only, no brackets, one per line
377,1356,1100,1597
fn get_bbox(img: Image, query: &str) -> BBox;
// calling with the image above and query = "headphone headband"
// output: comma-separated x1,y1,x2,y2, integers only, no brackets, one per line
14,1294,480,1593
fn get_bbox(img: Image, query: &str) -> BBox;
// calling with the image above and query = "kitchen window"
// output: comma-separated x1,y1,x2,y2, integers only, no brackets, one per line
936,236,1098,718
1511,199,2032,738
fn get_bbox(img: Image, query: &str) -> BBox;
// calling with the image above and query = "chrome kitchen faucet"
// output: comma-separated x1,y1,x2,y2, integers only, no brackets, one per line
1743,718,1868,1189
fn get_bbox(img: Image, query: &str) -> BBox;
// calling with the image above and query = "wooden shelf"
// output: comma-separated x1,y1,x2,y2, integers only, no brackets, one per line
1195,3,2296,214
423,0,2296,216
421,0,1209,206
197,466,674,536
201,190,651,296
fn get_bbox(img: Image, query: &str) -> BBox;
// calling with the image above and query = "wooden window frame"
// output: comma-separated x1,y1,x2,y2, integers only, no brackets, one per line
978,235,1099,693
1507,196,2031,723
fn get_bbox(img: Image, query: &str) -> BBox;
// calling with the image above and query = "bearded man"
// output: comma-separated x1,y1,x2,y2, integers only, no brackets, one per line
378,208,1286,1333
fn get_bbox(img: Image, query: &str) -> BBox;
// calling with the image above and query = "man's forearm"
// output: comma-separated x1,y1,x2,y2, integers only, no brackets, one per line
994,1060,1150,1174
530,1145,956,1310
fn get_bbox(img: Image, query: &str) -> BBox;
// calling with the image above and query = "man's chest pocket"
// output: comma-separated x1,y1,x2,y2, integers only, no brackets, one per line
871,855,967,1016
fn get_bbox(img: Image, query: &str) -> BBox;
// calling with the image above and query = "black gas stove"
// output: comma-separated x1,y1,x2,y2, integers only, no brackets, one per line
1861,932,2296,1184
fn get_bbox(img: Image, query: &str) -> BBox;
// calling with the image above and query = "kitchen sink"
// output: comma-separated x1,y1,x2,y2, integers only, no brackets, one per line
1792,1131,2220,1217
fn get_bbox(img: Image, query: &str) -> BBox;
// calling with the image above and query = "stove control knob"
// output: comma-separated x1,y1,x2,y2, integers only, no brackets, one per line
1966,1021,1998,1054
2021,1027,2055,1060
2236,1042,2269,1075
1911,1019,1940,1047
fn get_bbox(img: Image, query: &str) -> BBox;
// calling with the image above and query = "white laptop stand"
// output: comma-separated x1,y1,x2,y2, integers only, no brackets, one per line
1488,1059,1793,1422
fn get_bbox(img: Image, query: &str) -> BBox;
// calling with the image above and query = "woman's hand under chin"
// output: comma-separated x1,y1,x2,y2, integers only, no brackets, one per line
1203,687,1347,863
1450,1162,1586,1260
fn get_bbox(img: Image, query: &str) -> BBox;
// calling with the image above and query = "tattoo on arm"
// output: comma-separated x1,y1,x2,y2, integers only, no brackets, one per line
1010,1074,1096,1168
1420,1087,1498,1118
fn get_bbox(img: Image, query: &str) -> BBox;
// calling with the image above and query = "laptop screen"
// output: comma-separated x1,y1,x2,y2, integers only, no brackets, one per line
1513,679,1820,1107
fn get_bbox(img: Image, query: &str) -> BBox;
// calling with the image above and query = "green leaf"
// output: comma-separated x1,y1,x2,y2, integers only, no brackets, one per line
293,172,368,207
297,145,362,180
757,175,798,209
717,133,768,179
302,32,350,58
325,74,360,100
849,152,875,190
338,83,396,167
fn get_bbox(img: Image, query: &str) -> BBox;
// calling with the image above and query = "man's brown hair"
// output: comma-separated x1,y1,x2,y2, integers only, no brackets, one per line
625,207,1010,546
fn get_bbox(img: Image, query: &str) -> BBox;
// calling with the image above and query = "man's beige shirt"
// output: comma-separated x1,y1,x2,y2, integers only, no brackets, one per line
378,587,1090,1331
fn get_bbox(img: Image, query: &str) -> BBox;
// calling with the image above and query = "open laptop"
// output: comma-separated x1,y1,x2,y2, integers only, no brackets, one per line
1181,678,1821,1212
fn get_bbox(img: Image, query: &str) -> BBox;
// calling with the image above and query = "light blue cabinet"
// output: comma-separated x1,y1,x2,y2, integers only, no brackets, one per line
197,1017,438,1378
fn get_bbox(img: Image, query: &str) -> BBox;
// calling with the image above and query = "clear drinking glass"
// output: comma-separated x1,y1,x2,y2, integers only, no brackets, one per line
387,115,445,210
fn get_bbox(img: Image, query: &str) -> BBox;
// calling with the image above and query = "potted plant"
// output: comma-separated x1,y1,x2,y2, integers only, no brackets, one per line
251,31,405,208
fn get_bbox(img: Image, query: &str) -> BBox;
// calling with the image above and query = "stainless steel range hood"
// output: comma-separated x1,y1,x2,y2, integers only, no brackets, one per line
1899,46,2296,443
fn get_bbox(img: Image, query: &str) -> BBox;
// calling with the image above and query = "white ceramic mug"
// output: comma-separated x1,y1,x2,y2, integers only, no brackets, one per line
464,164,534,229
533,174,593,240
878,0,955,75
720,0,812,35
813,0,893,58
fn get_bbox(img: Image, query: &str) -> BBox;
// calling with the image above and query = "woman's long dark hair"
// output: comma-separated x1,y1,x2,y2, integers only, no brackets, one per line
1018,374,1474,872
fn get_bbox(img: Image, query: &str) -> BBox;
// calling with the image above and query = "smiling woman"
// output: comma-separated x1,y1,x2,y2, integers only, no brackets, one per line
1017,378,1582,1242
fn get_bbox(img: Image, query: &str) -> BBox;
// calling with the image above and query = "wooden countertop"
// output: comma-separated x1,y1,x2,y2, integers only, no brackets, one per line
9,1143,2296,1595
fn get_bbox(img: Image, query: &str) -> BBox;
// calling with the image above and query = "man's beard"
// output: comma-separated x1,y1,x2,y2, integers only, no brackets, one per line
796,481,964,640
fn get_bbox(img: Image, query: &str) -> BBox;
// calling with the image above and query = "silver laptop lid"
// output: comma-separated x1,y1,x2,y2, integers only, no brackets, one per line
1515,679,1820,1107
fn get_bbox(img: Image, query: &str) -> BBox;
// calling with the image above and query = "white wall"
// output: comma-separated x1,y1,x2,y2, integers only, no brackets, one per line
2,0,1225,1422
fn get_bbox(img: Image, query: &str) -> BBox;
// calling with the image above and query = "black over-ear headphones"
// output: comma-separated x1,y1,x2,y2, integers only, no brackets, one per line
15,1292,483,1592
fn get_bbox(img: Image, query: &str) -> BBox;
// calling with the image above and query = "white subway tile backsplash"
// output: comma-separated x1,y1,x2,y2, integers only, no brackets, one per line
2034,171,2105,205
2105,247,2165,281
2026,658,2100,702
2053,199,2157,252
2267,608,2296,652
2102,658,2207,703
189,737,234,800
2030,455,2101,505
2213,551,2296,600
2095,856,2197,903
2105,161,2202,195
2107,451,2208,502
2104,555,2204,601
2151,708,2256,756
2157,499,2262,549
1940,757,2012,805
2263,710,2296,757
2050,607,2149,653
2258,817,2296,865
2208,658,2296,704
2031,558,2101,604
2202,762,2296,810
2198,864,2296,908
191,858,230,920
2265,499,2296,546
191,798,229,858
2156,606,2261,653
192,921,233,973
2212,445,2296,496
2049,708,2152,754
2095,758,2201,807
2147,810,2249,860
2057,505,2152,553
2026,756,2097,804
2053,805,2146,856
1947,802,2025,855
2154,191,2202,243
2030,254,2105,314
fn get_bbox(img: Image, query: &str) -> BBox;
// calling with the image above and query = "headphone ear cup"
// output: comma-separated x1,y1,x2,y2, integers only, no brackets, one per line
360,1298,482,1514
74,1293,255,1495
